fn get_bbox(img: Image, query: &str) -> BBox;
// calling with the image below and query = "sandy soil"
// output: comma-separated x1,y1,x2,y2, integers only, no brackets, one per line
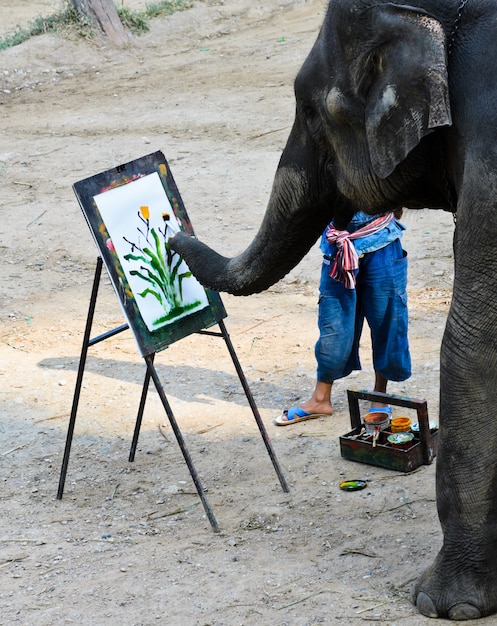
0,1,477,624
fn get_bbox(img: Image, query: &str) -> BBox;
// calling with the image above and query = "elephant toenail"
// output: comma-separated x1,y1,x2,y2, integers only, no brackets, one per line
448,603,482,620
416,591,439,617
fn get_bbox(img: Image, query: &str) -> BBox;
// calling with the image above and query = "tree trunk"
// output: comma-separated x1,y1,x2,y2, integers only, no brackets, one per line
71,0,131,47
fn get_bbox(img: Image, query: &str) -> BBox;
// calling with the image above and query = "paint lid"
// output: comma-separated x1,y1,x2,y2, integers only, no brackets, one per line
339,479,367,491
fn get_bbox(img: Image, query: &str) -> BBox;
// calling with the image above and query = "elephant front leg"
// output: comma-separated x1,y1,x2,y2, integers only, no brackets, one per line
412,303,497,620
413,482,497,619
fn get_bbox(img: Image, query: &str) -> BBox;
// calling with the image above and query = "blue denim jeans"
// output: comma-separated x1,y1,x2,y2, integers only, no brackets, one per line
315,238,411,383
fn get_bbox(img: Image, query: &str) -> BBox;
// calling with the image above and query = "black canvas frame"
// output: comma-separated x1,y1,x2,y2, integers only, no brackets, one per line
73,151,226,357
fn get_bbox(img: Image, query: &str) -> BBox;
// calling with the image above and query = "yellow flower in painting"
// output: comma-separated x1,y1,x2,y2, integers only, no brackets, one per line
162,213,170,222
159,163,167,177
140,205,150,220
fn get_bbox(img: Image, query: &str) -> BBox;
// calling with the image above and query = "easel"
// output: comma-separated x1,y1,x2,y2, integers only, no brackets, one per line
57,256,289,532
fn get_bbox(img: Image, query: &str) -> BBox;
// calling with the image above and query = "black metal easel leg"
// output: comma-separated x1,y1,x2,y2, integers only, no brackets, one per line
57,257,103,499
144,354,220,532
218,319,289,493
129,353,154,462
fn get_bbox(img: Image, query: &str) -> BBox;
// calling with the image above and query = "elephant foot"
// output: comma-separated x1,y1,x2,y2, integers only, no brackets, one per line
411,550,497,620
415,592,481,620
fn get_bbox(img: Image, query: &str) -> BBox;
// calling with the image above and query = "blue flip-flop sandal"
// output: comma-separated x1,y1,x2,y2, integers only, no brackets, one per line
369,406,392,415
274,406,329,426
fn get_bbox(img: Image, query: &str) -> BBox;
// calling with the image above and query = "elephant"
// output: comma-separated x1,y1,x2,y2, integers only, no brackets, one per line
170,0,497,619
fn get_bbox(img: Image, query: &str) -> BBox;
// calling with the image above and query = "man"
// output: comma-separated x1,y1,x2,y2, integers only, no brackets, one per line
275,209,411,425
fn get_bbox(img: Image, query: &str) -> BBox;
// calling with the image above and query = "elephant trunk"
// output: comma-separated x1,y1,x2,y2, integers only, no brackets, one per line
169,167,328,296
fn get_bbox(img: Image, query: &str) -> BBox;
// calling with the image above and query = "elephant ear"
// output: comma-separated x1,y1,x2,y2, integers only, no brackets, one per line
363,4,451,178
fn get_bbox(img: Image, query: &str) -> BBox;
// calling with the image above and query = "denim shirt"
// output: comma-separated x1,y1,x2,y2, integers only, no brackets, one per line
320,211,405,258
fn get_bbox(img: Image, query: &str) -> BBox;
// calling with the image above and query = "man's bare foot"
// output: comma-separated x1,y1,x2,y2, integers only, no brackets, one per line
275,381,333,425
300,398,333,416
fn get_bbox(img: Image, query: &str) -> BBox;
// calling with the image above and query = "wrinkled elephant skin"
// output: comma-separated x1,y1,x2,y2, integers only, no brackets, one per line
170,0,497,619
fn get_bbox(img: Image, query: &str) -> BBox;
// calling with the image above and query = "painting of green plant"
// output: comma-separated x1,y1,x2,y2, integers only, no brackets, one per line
94,172,209,332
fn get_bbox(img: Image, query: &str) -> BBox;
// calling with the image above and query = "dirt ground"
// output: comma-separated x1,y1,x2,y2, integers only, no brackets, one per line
0,1,481,624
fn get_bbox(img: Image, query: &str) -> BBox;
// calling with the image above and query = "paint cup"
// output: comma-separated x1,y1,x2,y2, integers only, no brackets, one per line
387,432,414,449
390,417,412,433
364,411,390,434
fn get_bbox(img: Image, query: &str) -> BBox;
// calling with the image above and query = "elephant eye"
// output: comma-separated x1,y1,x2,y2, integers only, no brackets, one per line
301,103,320,131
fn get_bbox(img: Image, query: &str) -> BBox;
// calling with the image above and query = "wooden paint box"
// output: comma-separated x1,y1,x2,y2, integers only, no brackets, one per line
339,390,438,473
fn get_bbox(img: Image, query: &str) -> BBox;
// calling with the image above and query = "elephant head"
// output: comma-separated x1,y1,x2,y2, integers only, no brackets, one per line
170,0,453,296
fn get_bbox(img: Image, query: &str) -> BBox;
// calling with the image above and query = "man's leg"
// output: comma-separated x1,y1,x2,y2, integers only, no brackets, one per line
359,240,411,383
275,259,357,425
371,371,389,409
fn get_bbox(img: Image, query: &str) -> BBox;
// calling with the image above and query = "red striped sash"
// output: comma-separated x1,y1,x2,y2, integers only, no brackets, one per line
325,212,395,289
